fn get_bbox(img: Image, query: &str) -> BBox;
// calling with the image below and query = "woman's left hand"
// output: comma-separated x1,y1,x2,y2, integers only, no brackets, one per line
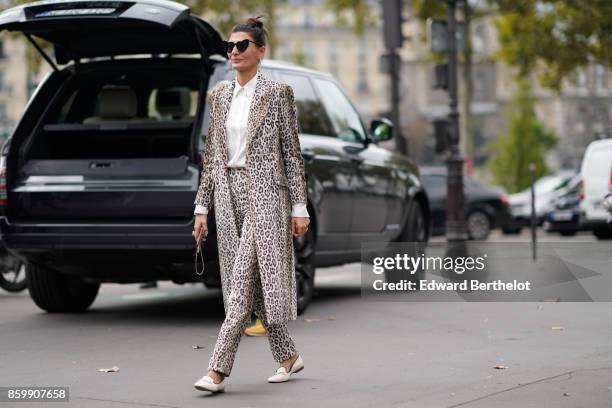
291,217,310,237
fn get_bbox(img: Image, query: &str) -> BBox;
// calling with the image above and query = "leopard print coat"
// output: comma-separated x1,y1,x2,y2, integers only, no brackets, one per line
194,71,308,325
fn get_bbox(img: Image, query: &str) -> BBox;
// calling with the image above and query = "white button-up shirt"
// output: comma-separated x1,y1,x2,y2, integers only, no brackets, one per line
194,71,309,218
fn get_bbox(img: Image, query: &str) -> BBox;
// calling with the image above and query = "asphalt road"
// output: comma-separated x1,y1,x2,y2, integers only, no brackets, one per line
1,230,611,407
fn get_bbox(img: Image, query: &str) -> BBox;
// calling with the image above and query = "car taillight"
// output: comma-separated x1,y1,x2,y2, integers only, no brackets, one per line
500,193,509,207
578,177,584,201
609,169,612,192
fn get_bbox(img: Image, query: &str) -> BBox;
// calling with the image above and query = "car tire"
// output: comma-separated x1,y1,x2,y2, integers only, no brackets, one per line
467,210,492,240
386,199,428,285
593,228,612,240
502,226,522,235
294,225,316,315
27,263,100,312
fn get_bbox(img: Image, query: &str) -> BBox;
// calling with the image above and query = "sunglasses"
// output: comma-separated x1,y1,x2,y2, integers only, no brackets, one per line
223,39,263,54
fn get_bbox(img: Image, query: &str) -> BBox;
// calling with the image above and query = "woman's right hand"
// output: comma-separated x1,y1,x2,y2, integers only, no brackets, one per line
193,214,208,244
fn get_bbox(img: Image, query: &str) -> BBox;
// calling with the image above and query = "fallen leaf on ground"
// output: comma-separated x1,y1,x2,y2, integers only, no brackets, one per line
493,364,507,369
304,318,320,323
327,315,336,320
98,366,119,373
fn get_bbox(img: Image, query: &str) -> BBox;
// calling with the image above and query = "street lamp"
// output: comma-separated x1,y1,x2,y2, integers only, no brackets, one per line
431,0,468,242
444,0,467,241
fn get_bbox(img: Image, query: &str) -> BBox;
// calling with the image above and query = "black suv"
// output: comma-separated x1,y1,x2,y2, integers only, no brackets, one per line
0,0,430,314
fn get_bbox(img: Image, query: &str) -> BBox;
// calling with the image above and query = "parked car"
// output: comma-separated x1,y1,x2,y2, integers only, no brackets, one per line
542,173,583,236
507,169,577,228
0,0,430,313
419,166,513,240
578,138,612,239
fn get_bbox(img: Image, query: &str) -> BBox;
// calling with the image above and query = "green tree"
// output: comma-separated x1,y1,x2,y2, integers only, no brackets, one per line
484,0,611,191
489,0,612,91
487,78,557,193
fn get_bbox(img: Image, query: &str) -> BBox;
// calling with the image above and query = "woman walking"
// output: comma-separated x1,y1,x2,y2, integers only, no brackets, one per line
192,15,310,393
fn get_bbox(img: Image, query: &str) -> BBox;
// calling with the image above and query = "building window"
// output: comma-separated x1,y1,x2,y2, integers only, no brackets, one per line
575,68,588,91
278,43,290,62
303,44,314,68
303,11,312,28
594,64,606,91
357,42,368,92
472,23,486,54
328,40,338,77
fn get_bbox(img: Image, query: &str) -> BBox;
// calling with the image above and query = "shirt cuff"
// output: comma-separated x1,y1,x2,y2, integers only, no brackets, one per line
194,205,207,215
291,203,309,218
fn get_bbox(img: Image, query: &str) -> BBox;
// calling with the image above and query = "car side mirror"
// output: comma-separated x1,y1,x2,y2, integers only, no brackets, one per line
370,118,393,142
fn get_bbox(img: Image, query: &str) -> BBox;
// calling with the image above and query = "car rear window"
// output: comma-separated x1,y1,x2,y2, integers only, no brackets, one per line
47,69,200,125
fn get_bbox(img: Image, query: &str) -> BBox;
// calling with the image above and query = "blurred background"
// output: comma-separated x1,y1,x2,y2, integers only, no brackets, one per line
1,0,610,192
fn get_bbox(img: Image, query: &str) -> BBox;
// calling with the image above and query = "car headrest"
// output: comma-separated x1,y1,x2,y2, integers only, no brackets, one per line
97,86,138,118
156,87,191,118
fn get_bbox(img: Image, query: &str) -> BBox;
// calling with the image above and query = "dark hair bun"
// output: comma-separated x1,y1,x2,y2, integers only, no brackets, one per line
246,15,264,29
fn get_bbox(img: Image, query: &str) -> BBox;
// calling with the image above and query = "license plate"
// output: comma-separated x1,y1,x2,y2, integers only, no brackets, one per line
552,210,574,221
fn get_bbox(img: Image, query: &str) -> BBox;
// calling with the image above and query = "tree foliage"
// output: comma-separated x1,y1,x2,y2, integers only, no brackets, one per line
487,78,557,192
490,0,612,90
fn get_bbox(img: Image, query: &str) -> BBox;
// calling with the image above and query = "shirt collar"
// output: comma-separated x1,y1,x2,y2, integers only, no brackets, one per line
233,71,259,99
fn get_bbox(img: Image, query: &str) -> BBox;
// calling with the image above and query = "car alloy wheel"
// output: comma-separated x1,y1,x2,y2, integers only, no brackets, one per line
467,211,491,240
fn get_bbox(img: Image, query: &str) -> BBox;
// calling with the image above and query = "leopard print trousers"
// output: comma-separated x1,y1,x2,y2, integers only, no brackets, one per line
207,166,298,377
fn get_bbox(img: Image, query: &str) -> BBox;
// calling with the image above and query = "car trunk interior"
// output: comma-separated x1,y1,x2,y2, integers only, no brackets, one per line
27,64,202,160
9,60,210,220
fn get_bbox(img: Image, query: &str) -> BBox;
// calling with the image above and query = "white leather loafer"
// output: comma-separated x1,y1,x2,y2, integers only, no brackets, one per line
267,354,304,383
194,375,225,393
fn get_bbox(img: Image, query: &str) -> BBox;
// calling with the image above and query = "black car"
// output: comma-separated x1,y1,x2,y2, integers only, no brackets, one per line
543,173,583,236
420,166,513,240
0,0,430,313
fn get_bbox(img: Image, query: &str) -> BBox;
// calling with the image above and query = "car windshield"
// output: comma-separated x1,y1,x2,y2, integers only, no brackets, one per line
530,173,573,194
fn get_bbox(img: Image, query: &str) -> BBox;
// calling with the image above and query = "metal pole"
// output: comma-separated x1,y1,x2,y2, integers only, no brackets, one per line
390,49,407,156
445,0,467,242
529,163,537,260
